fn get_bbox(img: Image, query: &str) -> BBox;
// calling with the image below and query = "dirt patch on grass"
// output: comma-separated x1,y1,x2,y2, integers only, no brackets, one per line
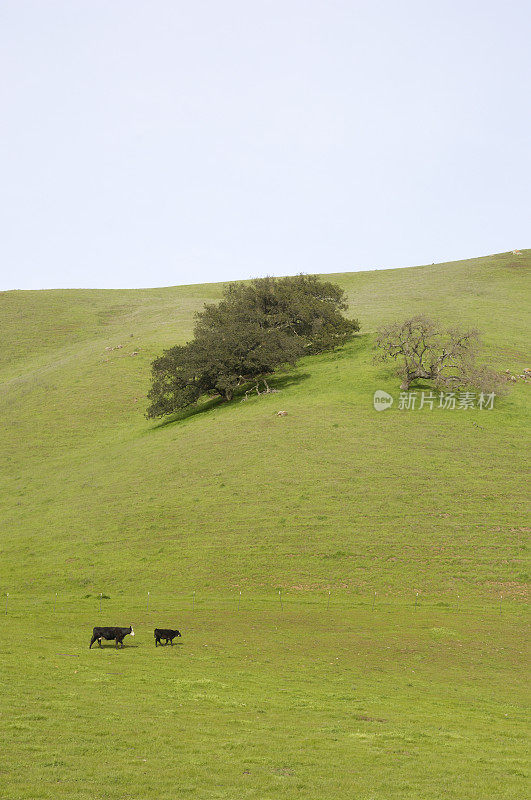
483,581,528,600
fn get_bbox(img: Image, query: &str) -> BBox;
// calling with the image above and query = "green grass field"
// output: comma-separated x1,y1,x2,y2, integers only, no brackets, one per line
0,250,529,798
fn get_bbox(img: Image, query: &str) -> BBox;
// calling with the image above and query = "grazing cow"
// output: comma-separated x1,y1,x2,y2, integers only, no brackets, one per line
154,628,181,646
89,626,134,649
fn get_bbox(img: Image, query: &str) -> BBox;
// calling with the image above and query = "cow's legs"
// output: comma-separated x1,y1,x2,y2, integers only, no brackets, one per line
89,635,97,649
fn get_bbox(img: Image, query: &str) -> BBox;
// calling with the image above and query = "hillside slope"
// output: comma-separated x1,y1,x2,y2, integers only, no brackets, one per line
0,250,529,600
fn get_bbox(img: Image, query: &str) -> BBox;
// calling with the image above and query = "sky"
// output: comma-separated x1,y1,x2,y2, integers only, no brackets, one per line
0,0,529,290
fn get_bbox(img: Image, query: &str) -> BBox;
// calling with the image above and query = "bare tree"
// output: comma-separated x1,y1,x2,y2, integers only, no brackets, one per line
375,316,504,392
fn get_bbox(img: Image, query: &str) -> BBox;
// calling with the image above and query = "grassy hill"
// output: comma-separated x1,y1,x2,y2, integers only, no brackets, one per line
0,250,528,800
0,249,528,599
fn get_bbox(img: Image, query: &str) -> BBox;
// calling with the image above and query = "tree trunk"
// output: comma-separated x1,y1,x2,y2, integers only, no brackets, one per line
401,367,432,390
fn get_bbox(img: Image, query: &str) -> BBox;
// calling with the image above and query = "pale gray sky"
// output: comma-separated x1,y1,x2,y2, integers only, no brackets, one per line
1,0,529,290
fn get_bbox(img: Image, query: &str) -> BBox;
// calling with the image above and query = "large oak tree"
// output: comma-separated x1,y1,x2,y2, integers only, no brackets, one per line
146,275,359,418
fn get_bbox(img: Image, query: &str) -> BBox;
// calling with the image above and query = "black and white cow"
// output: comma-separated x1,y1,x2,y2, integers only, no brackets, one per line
154,628,181,646
89,626,134,649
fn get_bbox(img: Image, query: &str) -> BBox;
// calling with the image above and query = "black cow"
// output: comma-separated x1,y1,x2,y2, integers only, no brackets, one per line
154,628,181,646
89,626,134,649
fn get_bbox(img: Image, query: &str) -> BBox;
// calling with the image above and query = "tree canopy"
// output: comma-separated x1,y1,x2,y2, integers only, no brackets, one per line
146,275,359,419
